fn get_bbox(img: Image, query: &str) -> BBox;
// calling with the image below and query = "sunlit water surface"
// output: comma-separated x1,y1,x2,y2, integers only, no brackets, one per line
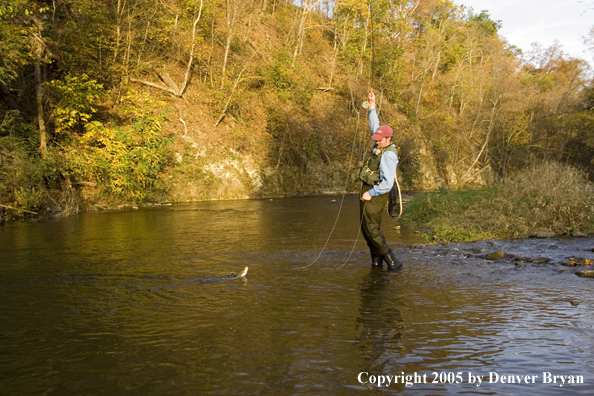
1,196,593,395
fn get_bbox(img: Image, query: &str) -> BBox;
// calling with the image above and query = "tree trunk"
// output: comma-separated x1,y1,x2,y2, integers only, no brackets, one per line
31,32,48,158
35,61,47,158
131,0,203,98
292,4,308,65
113,0,125,63
179,1,204,96
221,33,233,89
221,0,244,90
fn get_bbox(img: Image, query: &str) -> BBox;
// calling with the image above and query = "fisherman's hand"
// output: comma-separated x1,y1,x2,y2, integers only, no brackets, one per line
361,191,372,201
368,90,376,109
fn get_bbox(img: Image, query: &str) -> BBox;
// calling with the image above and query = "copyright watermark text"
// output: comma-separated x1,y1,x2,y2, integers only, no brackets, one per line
357,371,584,388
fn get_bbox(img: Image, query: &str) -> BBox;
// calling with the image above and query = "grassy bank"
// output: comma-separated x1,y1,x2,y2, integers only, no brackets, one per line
402,162,594,242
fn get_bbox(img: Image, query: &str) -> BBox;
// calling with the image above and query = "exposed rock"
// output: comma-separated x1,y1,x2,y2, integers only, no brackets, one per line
576,270,594,278
486,251,506,260
570,231,588,237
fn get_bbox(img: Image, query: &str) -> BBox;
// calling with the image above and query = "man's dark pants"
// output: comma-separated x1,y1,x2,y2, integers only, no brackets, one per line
360,184,390,257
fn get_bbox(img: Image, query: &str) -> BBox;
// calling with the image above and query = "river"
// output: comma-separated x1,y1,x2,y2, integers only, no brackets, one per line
0,195,593,395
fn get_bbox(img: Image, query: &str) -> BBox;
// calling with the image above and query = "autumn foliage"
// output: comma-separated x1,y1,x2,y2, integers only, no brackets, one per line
0,0,593,218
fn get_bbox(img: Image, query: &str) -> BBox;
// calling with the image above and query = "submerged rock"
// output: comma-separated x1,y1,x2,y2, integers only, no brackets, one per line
486,251,506,260
531,257,550,264
576,270,594,278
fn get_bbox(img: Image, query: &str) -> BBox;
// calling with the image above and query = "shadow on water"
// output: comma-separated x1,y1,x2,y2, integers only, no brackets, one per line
0,195,593,395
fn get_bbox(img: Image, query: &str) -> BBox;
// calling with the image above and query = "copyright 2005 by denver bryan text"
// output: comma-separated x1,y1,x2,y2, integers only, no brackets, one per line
357,371,585,388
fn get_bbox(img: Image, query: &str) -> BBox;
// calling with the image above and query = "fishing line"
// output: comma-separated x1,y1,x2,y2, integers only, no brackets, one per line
300,95,364,269
335,199,367,270
303,101,403,269
300,193,348,269
394,170,403,217
303,0,403,269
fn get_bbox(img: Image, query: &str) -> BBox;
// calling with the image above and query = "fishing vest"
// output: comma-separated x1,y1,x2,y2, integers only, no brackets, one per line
357,145,398,186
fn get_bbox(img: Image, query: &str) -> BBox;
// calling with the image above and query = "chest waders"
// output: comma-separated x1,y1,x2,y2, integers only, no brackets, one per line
358,145,403,271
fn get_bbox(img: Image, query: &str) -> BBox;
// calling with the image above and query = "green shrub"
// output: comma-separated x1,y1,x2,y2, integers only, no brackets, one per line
48,74,103,133
64,115,173,203
264,51,315,106
0,135,43,212
0,111,55,216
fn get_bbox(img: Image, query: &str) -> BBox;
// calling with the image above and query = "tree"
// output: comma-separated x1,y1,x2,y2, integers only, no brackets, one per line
0,1,30,86
220,0,254,88
130,0,204,97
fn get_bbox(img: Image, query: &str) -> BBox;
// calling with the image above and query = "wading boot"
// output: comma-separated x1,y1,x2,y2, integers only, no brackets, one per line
382,249,403,271
371,255,383,268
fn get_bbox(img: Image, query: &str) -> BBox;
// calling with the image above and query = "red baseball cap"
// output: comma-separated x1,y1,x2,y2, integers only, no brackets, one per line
372,125,393,140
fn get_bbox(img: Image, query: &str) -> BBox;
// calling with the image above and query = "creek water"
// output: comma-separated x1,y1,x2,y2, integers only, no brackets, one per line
0,195,593,395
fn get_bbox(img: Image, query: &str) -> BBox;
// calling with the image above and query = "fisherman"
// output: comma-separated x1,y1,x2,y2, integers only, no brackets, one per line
358,90,403,271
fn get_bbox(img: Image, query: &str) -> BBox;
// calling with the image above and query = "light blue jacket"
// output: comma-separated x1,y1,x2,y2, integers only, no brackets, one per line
368,109,398,197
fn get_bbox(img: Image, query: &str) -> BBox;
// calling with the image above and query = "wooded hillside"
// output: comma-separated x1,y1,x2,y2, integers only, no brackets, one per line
1,0,593,218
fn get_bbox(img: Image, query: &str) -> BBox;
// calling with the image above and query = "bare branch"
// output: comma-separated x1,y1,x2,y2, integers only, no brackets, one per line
0,204,38,215
130,77,179,96
214,51,257,127
158,70,180,93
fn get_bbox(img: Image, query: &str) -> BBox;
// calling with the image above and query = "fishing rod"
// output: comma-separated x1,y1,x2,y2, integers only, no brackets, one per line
369,0,375,91
303,1,402,270
368,0,403,218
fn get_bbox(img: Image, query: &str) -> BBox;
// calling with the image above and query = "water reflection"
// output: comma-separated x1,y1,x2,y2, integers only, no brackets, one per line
356,269,404,373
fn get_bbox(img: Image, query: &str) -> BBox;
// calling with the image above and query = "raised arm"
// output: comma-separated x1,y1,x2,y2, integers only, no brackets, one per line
368,90,379,136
